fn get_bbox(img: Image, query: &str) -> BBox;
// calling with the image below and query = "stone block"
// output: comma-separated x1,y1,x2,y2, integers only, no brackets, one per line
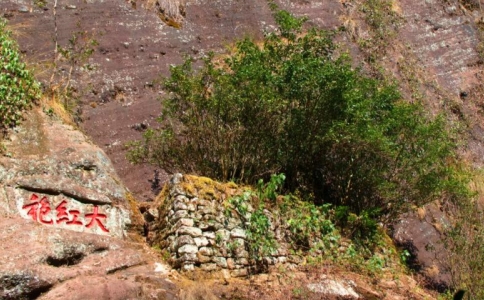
198,222,209,230
200,263,218,271
235,250,249,258
172,210,188,221
175,235,195,250
198,247,214,256
175,195,189,203
230,269,248,277
196,199,211,206
178,244,198,255
178,253,197,262
213,246,228,257
193,212,203,221
173,201,188,211
215,229,230,242
175,218,194,228
201,207,216,216
277,256,288,264
263,257,276,265
177,226,202,237
212,256,228,268
194,236,209,247
182,264,195,271
197,253,212,263
232,238,245,247
235,258,249,266
203,231,216,239
227,258,235,270
187,203,196,211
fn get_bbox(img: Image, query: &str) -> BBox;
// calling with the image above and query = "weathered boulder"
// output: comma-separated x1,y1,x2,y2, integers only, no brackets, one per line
0,106,180,299
393,202,451,291
0,108,133,238
0,217,177,299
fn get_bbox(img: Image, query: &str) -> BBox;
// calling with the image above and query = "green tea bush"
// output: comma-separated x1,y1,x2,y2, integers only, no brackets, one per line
0,19,40,130
225,174,399,276
225,174,339,268
128,7,467,221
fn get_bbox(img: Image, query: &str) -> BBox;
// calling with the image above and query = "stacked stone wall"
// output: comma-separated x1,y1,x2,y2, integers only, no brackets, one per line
154,174,296,277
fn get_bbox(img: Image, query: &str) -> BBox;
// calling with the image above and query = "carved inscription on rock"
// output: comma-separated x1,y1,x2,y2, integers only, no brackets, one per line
22,194,109,232
15,191,128,237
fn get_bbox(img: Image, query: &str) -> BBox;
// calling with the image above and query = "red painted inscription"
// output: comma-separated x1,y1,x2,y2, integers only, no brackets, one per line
22,194,109,232
85,206,109,232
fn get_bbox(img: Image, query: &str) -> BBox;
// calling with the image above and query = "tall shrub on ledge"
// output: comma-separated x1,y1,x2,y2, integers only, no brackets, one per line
128,8,468,220
0,19,40,130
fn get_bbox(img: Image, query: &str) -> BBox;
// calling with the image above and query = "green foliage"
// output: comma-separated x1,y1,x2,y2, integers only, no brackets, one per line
0,19,40,130
128,7,467,221
227,181,278,262
334,206,379,246
33,0,47,8
399,249,411,265
284,200,339,252
226,174,405,277
226,174,339,264
268,0,307,39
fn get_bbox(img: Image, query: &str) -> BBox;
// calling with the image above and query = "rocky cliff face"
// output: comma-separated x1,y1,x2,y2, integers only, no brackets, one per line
3,0,482,197
0,108,131,238
0,217,177,300
1,0,484,297
0,107,179,299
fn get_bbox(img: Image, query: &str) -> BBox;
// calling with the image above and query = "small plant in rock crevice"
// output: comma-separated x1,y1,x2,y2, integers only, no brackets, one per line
358,0,404,62
47,22,99,123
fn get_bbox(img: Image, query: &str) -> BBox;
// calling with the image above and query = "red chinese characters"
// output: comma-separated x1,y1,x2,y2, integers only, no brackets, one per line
22,194,109,232
85,206,109,232
55,200,83,225
22,194,53,224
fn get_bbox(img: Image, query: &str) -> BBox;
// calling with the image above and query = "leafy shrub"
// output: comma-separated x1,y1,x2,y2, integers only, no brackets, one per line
226,174,399,276
0,19,40,130
128,8,466,221
284,200,338,252
226,175,282,263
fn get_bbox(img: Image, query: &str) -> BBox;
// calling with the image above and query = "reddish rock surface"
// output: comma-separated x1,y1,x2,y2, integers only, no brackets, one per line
0,108,132,238
3,0,482,196
0,216,177,299
393,202,451,291
0,0,343,201
2,0,484,295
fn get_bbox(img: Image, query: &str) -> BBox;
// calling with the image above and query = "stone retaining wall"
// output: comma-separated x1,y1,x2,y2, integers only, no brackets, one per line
152,174,297,277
